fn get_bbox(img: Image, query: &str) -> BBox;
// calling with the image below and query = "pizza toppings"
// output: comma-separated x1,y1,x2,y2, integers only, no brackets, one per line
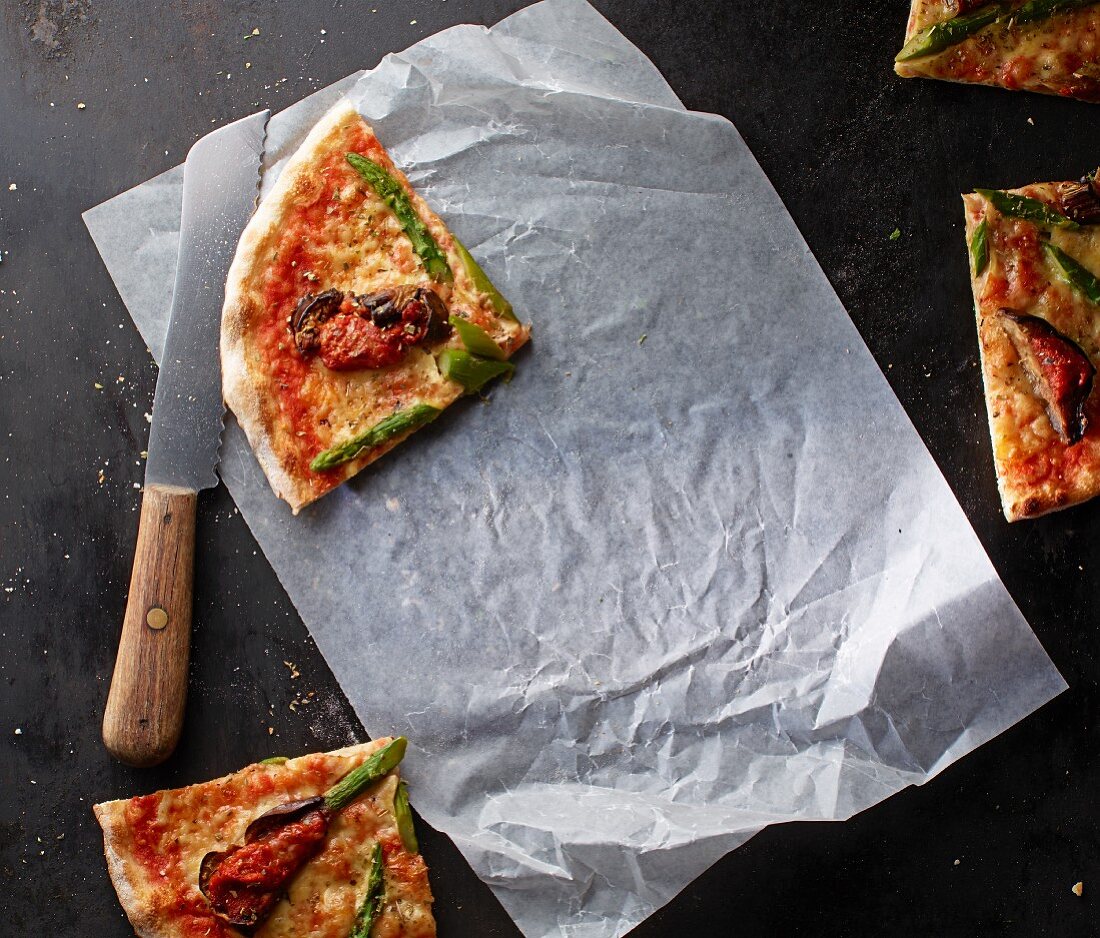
970,218,990,274
452,235,516,321
292,287,453,371
292,289,344,355
898,0,1100,63
1043,241,1100,303
200,801,329,929
896,2,1001,61
393,780,419,854
438,349,515,394
310,404,441,471
975,188,1079,230
349,843,385,938
1057,171,1100,224
346,153,453,283
449,314,507,360
199,737,407,930
999,309,1095,444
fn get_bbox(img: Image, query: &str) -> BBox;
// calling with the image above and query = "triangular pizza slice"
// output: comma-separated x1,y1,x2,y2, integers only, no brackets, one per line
895,1,1100,101
964,171,1100,520
222,101,529,512
93,738,435,938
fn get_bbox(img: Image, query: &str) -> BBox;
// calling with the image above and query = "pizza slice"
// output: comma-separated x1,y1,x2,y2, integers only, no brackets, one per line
222,101,529,513
895,1,1100,101
964,170,1100,520
93,737,435,938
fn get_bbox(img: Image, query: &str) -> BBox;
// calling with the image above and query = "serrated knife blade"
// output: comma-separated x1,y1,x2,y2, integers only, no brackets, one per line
146,111,269,489
102,110,269,767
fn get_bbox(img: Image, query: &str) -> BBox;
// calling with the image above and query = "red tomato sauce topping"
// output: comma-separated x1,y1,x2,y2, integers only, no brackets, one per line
257,122,393,483
205,808,329,924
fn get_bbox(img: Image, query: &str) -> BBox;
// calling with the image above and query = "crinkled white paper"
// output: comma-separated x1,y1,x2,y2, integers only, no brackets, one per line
83,2,1066,935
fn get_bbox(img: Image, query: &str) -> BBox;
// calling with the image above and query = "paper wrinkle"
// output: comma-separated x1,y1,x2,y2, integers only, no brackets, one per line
83,2,1065,936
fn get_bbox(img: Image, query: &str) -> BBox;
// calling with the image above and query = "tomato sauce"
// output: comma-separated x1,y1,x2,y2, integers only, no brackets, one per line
257,122,397,484
126,794,172,873
205,808,329,925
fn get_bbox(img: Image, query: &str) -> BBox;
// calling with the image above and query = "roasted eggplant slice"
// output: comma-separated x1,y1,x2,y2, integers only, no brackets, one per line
1058,173,1100,225
293,286,452,370
290,289,343,354
999,309,1095,445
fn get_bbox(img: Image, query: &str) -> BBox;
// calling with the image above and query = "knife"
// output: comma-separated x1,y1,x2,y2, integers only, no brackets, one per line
102,110,269,767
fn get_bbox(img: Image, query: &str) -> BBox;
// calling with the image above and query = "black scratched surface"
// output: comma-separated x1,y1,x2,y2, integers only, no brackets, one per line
1,1,1098,935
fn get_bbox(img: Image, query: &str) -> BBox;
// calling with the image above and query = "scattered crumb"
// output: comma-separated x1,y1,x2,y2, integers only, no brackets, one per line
93,382,103,390
889,227,901,241
97,469,105,485
953,858,960,866
410,20,418,25
245,62,251,68
267,726,274,735
1027,117,1034,125
76,102,86,110
638,334,647,346
14,728,21,735
7,183,15,191
1072,881,1083,897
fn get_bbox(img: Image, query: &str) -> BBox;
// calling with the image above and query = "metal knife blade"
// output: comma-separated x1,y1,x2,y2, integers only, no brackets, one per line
145,109,269,491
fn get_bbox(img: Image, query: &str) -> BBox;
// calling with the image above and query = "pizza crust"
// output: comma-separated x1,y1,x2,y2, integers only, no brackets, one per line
963,187,1100,521
93,740,435,938
222,100,528,513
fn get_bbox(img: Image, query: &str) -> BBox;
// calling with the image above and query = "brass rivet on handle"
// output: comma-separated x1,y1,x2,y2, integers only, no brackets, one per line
146,607,169,630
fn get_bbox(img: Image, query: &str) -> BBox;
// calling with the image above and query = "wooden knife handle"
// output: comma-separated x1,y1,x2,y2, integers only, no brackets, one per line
103,483,197,767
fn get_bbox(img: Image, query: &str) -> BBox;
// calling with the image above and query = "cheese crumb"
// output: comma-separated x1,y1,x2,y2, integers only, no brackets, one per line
1072,881,1084,897
77,102,86,110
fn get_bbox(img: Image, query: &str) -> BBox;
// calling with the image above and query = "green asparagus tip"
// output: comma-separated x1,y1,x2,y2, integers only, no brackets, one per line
324,737,408,814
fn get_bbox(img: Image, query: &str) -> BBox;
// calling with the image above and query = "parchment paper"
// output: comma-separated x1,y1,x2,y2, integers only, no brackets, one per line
83,2,1066,935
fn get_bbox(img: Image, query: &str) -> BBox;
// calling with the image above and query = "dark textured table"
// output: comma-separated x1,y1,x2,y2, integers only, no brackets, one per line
2,2,1097,935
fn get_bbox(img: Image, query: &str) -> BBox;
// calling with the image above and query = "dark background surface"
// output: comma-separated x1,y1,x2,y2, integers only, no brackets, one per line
1,1,1097,935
